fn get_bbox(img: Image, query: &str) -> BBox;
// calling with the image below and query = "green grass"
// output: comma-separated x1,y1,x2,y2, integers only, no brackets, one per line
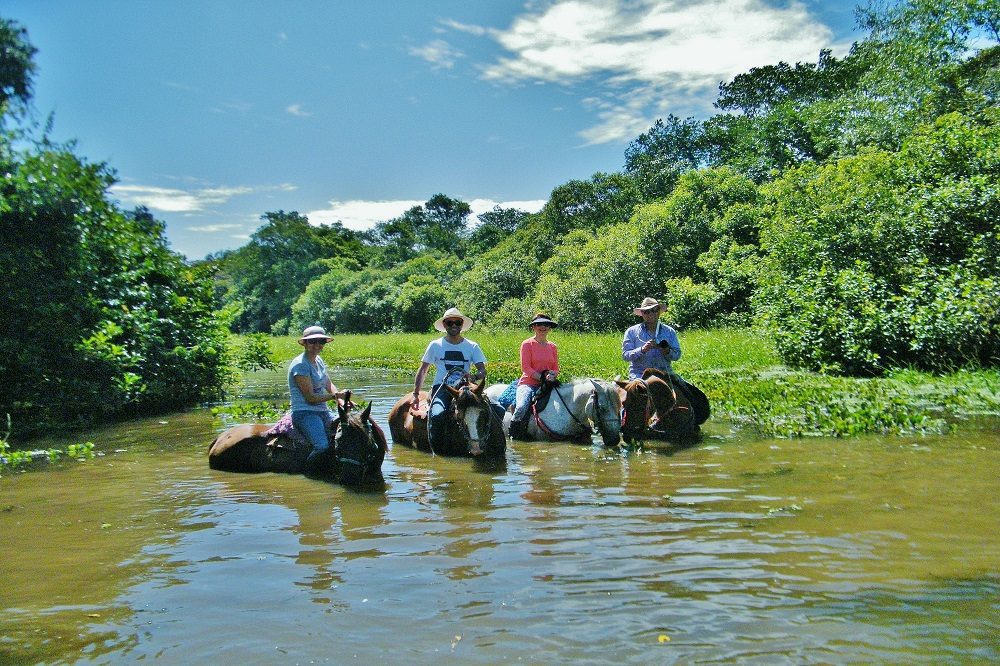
263,328,1000,439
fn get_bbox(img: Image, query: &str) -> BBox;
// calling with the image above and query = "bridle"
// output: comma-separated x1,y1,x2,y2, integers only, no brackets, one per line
589,379,622,444
621,378,652,438
333,407,380,483
451,382,499,456
621,374,691,438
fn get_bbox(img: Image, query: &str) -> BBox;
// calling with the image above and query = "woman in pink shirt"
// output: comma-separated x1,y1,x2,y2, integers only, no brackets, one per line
509,313,560,439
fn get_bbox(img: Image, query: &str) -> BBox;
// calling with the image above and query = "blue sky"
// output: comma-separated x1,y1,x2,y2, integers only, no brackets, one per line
6,1,865,259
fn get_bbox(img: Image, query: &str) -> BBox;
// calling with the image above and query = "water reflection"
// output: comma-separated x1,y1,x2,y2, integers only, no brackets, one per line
1,367,998,664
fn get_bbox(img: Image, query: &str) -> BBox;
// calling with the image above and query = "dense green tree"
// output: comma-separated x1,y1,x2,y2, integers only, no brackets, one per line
834,0,1000,152
466,205,529,255
756,111,999,374
538,172,642,234
223,210,363,333
624,115,707,198
0,20,229,438
290,255,462,333
702,49,872,181
365,194,472,264
531,225,659,331
0,148,229,435
0,18,36,120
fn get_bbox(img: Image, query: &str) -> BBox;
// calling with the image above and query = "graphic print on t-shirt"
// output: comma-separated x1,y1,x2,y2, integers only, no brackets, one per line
442,349,467,385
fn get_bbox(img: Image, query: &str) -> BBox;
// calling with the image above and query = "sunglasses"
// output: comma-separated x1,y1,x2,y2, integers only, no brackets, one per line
306,339,327,345
532,323,552,328
443,319,464,327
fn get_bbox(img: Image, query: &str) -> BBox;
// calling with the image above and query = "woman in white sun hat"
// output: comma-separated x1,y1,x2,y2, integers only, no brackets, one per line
288,325,347,473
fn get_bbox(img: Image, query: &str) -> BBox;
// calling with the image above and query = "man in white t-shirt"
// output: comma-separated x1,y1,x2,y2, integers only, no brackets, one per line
412,307,487,452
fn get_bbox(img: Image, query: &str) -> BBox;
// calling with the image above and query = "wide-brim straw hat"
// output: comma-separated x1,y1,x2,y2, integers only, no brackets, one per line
633,297,663,316
433,307,474,333
298,325,333,344
528,314,558,329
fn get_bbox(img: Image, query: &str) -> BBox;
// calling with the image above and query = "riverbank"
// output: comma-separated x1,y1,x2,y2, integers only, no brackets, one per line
268,328,1000,439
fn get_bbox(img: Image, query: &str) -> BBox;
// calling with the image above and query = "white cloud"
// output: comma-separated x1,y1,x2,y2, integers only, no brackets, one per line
459,0,838,144
440,18,488,36
111,182,295,213
286,103,313,117
186,223,246,233
409,39,465,70
307,199,425,231
307,198,546,231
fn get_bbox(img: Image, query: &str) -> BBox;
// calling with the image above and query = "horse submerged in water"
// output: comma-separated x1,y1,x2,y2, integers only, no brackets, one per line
208,399,387,488
387,377,506,458
617,368,709,444
485,378,623,447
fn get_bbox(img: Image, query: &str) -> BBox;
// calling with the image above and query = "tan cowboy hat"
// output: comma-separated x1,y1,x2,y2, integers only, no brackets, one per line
298,325,333,345
633,297,663,316
433,307,474,333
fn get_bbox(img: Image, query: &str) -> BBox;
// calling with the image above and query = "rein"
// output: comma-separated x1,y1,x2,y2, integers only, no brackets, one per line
589,379,620,441
532,382,597,440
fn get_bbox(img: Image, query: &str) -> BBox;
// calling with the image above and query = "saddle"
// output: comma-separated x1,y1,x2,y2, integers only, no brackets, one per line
531,373,560,413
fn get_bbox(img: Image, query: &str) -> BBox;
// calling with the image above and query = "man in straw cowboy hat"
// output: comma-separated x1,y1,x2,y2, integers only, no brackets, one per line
621,297,681,380
412,307,488,452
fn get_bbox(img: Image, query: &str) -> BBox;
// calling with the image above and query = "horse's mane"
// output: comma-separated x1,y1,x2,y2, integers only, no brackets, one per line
641,370,678,414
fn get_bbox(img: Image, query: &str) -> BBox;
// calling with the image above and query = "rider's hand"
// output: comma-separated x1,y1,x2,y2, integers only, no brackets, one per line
640,340,656,353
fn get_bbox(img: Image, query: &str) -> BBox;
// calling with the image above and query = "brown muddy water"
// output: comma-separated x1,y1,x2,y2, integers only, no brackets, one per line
2,367,999,664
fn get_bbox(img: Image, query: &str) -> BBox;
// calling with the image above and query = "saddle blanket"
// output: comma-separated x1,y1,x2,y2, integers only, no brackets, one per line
262,411,311,447
496,380,517,409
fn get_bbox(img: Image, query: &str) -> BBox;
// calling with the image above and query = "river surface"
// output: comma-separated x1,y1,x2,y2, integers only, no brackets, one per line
2,367,999,664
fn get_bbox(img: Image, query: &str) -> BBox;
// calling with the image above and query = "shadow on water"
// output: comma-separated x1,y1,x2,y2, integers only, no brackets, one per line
1,366,999,664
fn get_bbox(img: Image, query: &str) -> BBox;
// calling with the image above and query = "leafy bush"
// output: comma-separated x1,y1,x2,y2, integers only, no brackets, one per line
233,333,277,372
757,111,1000,374
661,277,723,330
532,226,660,331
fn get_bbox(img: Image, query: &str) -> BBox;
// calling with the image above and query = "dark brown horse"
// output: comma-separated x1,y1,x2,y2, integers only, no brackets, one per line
387,380,505,458
208,402,387,488
617,369,708,444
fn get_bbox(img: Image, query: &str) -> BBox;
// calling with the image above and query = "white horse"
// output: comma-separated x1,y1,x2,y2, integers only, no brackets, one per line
485,379,622,447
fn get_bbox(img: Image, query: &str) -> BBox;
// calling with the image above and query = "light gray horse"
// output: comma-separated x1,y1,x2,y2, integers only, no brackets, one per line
485,378,622,447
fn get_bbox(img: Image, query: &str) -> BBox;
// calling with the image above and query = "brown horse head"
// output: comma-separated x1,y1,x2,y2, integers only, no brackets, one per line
616,377,651,444
444,380,505,457
642,368,696,436
333,401,386,487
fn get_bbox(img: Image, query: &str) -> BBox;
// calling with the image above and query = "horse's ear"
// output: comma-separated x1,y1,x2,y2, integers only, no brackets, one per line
472,380,485,395
338,402,348,420
361,401,372,422
444,384,461,397
614,379,629,388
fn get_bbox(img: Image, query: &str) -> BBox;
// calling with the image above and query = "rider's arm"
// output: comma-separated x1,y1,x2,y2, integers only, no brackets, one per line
471,361,486,383
520,339,542,381
412,361,431,405
622,327,645,362
661,327,681,361
294,374,342,405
